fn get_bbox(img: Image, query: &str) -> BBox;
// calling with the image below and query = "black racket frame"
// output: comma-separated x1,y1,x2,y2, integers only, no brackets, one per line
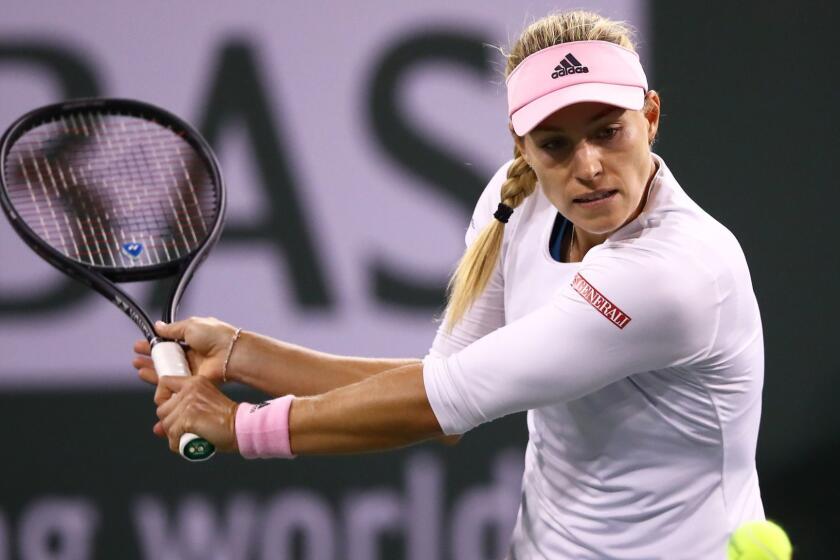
0,98,226,341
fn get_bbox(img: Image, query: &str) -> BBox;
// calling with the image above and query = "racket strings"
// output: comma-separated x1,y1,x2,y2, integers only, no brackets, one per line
3,112,219,269
9,152,203,267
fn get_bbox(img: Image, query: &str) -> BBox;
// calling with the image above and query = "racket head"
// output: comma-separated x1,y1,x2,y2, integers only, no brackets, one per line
0,98,225,284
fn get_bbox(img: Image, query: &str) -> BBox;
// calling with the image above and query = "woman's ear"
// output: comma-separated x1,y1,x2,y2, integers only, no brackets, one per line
643,90,661,145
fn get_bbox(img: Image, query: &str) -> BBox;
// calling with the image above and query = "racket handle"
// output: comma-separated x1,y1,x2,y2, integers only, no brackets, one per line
150,341,216,462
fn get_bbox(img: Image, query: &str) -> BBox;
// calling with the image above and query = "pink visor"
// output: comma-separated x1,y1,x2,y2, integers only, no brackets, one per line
507,40,648,136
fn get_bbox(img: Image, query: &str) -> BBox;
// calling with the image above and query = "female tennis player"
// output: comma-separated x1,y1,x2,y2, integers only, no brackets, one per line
133,10,766,558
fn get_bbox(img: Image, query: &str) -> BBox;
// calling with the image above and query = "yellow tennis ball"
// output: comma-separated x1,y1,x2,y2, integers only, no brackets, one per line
727,520,792,560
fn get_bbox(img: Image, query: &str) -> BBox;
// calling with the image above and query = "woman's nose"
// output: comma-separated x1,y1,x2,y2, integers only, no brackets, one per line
571,142,603,183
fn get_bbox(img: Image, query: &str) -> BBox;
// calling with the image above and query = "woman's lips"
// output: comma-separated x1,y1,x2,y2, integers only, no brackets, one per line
574,190,618,207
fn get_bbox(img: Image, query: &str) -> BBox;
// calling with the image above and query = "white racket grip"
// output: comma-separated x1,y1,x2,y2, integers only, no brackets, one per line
151,341,191,377
151,341,216,462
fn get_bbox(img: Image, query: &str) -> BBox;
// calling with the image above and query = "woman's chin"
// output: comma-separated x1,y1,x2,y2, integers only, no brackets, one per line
572,214,624,236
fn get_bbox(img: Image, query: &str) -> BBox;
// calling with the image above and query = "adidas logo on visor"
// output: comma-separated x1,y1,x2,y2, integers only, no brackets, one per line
551,53,589,79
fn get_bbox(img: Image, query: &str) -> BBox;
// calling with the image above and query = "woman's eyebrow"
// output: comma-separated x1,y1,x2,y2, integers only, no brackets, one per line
533,107,624,133
588,106,624,124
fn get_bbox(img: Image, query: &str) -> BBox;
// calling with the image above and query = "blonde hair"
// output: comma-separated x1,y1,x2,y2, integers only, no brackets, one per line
443,10,639,332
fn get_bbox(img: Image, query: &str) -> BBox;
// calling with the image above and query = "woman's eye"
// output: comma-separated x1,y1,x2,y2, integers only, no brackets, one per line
540,138,568,151
596,126,621,140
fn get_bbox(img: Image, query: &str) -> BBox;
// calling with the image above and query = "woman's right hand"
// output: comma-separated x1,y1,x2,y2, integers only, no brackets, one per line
132,317,238,403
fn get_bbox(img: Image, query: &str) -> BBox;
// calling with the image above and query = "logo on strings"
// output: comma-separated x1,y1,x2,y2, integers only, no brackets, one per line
122,242,144,259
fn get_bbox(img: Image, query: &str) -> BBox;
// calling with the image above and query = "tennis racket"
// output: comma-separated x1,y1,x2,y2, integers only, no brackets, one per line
0,98,226,462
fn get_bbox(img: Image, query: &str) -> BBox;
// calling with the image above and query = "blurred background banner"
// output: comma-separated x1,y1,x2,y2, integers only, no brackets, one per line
0,0,648,388
1,0,837,558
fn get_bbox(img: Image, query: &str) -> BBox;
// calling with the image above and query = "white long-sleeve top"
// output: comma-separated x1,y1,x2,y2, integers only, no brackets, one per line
422,154,765,559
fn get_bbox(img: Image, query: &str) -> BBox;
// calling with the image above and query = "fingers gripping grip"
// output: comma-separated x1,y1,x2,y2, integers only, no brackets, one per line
151,341,216,462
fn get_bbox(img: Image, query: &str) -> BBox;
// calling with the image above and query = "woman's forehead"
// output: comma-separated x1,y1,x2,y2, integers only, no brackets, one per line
532,104,626,133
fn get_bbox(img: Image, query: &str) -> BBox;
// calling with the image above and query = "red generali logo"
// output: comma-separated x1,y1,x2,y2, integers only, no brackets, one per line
571,273,632,329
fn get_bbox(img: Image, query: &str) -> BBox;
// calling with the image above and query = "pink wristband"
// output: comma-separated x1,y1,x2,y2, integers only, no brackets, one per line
235,395,296,459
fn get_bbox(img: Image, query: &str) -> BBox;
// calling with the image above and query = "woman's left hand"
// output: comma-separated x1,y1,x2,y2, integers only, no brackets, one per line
155,376,239,454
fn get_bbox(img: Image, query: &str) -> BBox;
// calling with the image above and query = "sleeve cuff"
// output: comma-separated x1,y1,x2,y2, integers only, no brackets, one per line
422,355,476,436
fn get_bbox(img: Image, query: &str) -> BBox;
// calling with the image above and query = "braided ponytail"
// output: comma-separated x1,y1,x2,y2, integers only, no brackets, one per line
444,146,536,331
